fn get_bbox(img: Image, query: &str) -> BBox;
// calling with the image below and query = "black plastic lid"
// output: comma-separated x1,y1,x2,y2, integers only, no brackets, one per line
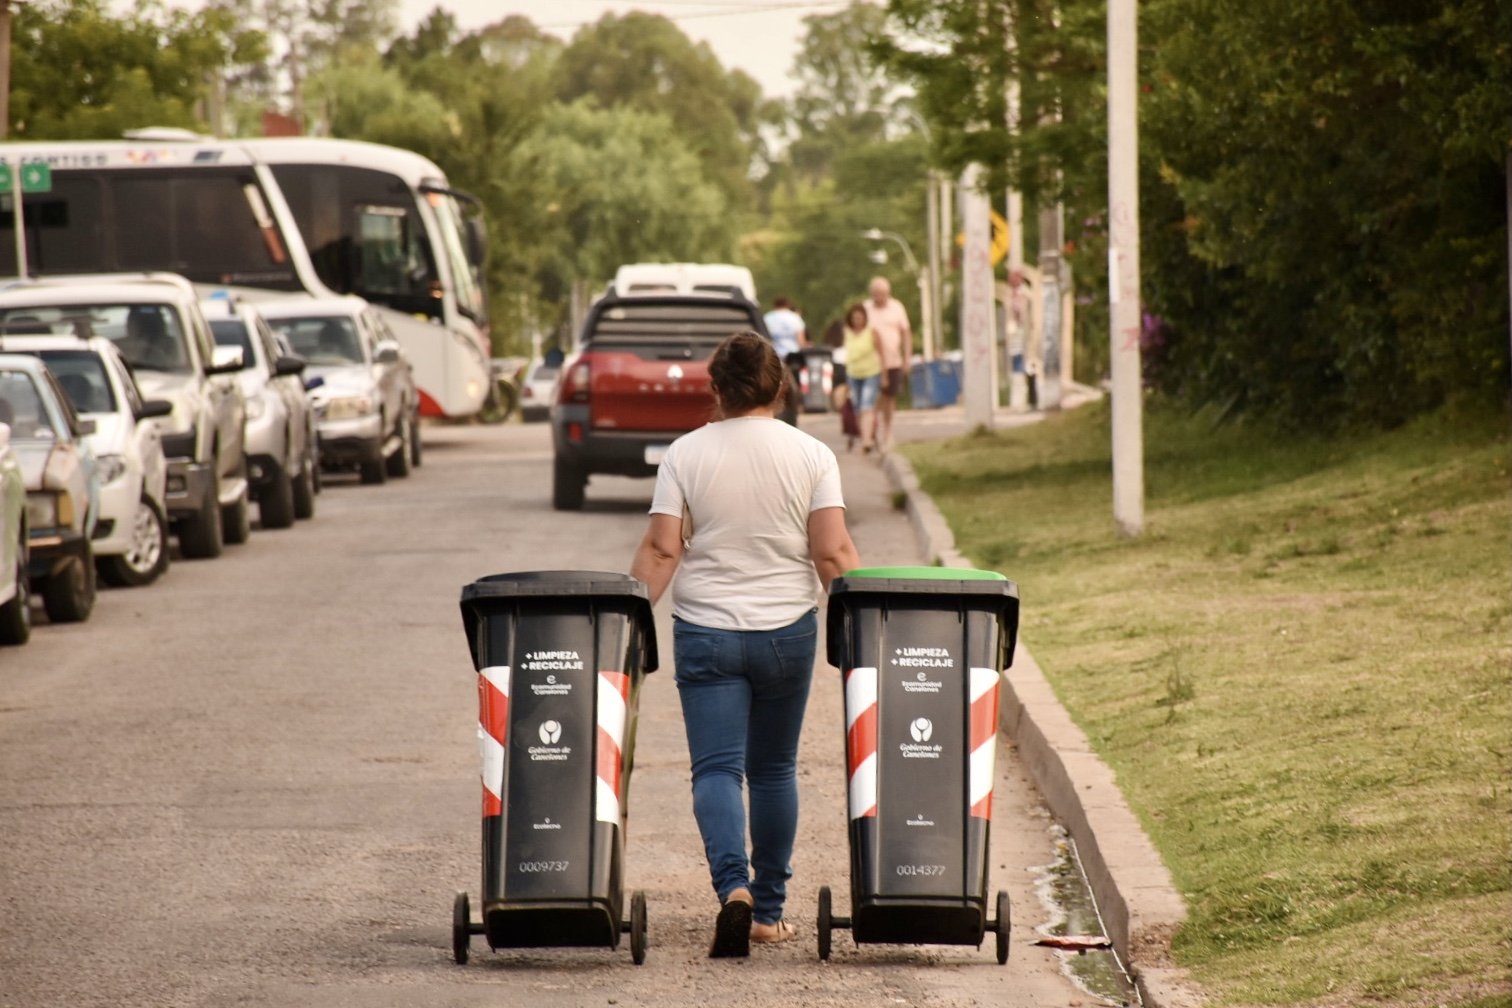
829,573,1020,601
459,571,658,673
461,570,651,603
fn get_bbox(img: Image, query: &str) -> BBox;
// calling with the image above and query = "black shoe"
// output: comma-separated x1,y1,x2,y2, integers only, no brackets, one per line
709,898,753,958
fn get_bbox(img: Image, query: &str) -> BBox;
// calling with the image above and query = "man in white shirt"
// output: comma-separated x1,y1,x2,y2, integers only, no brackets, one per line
763,298,808,359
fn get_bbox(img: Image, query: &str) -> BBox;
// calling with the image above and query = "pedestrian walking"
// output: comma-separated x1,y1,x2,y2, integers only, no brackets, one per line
863,277,912,450
841,303,883,453
764,297,809,419
629,331,862,958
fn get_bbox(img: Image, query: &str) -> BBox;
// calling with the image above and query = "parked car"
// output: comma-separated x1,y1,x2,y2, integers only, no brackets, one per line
256,297,419,486
0,275,249,559
518,351,563,423
0,415,28,644
0,354,99,623
203,298,318,527
549,288,790,510
0,335,174,587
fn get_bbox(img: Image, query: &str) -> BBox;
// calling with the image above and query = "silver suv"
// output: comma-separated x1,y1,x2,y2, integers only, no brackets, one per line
0,275,248,559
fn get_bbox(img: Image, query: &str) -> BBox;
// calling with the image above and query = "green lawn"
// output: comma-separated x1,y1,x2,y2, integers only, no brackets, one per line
901,400,1512,1008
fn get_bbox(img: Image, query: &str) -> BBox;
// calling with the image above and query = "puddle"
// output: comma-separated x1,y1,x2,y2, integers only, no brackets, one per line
1032,825,1140,1007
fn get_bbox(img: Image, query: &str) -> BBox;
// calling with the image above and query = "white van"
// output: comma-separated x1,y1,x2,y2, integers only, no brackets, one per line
611,263,757,302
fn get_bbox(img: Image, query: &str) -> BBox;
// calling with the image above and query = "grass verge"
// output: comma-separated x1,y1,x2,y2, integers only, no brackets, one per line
901,400,1512,1008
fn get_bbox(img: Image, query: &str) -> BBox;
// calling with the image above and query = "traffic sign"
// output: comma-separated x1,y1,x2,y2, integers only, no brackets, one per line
0,162,53,194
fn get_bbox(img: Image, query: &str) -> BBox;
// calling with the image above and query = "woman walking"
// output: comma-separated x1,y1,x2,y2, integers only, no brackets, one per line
630,332,862,957
842,303,884,453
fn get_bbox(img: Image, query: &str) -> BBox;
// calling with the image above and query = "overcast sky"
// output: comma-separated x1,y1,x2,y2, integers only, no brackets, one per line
397,1,848,98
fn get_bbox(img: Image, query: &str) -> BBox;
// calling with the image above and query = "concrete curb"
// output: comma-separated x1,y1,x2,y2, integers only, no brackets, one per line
880,450,1206,1008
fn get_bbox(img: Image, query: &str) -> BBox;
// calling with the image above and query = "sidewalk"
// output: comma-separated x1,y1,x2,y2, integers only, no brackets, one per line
810,398,1206,1008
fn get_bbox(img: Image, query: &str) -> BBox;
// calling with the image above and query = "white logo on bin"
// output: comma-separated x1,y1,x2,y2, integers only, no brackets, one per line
910,718,933,742
539,720,562,744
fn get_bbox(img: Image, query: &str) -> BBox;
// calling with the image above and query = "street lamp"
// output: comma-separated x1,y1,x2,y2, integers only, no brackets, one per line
860,228,935,359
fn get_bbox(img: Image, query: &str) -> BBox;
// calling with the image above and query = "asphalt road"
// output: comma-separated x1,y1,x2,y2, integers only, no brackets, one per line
0,416,1091,1008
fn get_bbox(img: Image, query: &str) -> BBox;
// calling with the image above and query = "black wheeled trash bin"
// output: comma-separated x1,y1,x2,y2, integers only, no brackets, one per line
797,347,835,413
817,566,1020,964
452,571,659,966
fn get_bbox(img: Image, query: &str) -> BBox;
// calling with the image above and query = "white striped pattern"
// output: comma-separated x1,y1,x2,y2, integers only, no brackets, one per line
595,672,630,824
845,666,878,732
478,665,510,811
845,667,879,820
968,667,1000,812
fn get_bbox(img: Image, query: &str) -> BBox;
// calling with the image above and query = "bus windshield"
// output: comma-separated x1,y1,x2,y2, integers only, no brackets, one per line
425,190,485,324
0,169,297,288
271,163,443,321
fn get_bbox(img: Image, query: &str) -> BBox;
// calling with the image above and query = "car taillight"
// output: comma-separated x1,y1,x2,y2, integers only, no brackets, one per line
559,361,591,404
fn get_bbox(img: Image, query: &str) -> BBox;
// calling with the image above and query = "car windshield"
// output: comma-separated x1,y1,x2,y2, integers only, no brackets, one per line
0,369,56,440
0,303,191,374
266,316,363,365
33,350,117,414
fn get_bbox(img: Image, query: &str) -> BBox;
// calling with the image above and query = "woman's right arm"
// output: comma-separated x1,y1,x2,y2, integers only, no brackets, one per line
808,507,861,592
630,513,685,604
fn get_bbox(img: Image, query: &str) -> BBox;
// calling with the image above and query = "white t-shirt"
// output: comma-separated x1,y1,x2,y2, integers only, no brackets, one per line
763,308,806,358
649,416,845,631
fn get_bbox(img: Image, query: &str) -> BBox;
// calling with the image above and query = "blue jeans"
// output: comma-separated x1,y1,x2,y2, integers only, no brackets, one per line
673,610,817,925
849,373,881,411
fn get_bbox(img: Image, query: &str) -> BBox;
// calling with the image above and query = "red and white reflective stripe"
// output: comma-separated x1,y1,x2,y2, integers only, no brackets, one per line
595,671,630,824
845,666,879,819
477,665,510,818
968,667,1001,818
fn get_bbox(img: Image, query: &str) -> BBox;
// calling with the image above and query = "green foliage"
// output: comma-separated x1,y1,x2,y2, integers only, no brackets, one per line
1141,0,1512,427
513,100,732,288
884,0,1512,427
756,135,931,347
551,12,762,209
9,0,261,139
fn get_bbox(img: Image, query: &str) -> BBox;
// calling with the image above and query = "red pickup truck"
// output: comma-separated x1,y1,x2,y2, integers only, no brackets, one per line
549,291,795,510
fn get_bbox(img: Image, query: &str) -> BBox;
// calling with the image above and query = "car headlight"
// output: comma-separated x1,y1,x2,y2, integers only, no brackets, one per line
323,395,375,421
97,454,128,485
245,395,266,421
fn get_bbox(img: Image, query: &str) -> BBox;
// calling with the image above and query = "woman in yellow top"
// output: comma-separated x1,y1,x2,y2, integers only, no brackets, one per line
841,303,884,453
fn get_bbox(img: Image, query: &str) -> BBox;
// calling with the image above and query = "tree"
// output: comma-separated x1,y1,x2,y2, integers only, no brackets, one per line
757,134,932,346
1142,0,1512,424
514,100,732,291
782,2,903,187
552,12,761,207
9,0,262,139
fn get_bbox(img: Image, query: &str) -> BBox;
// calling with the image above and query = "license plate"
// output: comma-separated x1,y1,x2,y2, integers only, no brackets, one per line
644,445,669,465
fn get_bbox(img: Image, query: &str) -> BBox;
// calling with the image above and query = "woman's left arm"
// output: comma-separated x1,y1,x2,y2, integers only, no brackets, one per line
630,513,686,604
808,506,861,592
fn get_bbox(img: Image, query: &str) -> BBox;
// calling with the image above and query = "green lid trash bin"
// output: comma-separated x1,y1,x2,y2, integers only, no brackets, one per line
816,566,1020,964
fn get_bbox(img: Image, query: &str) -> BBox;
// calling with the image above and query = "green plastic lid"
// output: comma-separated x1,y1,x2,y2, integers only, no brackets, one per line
842,565,1007,581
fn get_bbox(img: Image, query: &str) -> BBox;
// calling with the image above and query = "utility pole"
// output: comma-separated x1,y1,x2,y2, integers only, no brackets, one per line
0,0,16,141
925,171,942,360
959,165,996,429
1107,0,1144,536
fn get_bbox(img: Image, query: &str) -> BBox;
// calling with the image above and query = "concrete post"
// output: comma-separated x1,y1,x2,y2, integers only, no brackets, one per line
1108,0,1145,536
960,165,997,428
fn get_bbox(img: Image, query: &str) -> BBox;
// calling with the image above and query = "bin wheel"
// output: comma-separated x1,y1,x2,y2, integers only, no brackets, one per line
817,885,833,961
629,890,648,965
452,891,471,965
995,890,1010,965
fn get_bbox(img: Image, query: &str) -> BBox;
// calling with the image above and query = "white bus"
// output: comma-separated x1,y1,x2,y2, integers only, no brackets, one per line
0,134,492,420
